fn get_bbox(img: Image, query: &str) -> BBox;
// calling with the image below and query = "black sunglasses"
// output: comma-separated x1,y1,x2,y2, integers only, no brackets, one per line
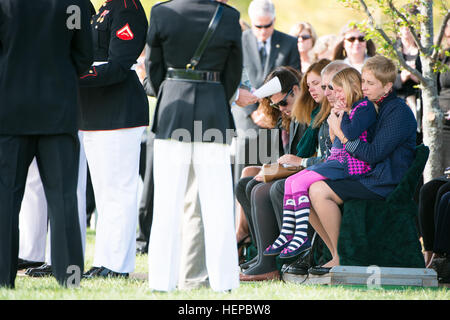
254,21,273,29
345,36,366,43
298,34,312,40
269,89,293,109
321,84,334,91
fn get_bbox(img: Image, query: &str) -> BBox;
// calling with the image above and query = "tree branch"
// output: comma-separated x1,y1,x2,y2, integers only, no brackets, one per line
358,0,427,84
432,9,450,60
387,0,428,55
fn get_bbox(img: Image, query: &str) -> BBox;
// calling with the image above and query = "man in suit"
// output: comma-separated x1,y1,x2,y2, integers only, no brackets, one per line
232,0,300,184
0,0,93,288
146,0,243,292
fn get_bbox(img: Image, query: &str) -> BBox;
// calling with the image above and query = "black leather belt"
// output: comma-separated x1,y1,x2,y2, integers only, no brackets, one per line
166,68,221,83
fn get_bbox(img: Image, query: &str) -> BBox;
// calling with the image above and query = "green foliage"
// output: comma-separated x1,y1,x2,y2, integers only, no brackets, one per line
338,0,449,75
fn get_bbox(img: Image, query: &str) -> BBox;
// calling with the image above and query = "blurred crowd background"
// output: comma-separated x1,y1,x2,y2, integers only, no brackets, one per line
91,0,446,38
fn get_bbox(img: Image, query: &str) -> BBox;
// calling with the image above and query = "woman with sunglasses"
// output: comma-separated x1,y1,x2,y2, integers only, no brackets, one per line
235,66,303,264
332,22,376,73
239,60,334,281
264,67,377,259
289,22,318,74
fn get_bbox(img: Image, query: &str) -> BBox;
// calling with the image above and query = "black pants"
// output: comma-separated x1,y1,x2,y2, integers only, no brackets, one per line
136,131,155,252
418,178,450,253
0,134,83,288
435,191,450,255
235,176,261,245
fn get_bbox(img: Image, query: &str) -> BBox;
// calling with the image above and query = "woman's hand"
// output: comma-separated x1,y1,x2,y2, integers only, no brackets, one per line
277,154,303,167
254,170,265,182
333,99,347,114
236,88,259,107
251,109,273,129
328,111,346,143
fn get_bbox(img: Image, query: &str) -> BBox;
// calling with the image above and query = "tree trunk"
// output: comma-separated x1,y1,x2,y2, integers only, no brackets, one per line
421,78,444,182
419,1,444,182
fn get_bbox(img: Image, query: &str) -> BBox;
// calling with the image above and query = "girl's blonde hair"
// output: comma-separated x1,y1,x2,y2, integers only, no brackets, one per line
330,67,364,109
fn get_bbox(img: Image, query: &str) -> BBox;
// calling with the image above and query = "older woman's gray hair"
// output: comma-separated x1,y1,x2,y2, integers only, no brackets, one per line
248,0,276,21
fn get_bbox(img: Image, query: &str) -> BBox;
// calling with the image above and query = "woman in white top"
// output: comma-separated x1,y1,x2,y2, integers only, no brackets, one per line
332,22,376,73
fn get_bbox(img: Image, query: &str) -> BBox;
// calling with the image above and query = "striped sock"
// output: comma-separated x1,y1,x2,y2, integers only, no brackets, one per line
269,195,296,250
286,192,310,252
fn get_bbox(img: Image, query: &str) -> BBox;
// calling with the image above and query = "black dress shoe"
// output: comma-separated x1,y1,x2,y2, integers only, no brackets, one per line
25,264,52,277
17,258,45,270
308,266,332,276
84,266,129,279
83,266,102,278
136,246,148,255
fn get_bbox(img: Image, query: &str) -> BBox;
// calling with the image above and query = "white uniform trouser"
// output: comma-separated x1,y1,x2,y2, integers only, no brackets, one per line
148,139,239,292
83,127,144,274
18,131,87,263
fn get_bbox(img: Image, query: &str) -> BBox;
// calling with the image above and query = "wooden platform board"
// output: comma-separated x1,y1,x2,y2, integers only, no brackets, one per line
283,266,439,288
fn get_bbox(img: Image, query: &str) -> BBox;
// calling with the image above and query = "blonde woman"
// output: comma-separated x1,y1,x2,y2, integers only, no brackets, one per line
289,22,318,73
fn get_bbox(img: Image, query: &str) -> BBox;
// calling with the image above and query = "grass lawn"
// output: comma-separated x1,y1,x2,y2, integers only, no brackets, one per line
1,229,449,300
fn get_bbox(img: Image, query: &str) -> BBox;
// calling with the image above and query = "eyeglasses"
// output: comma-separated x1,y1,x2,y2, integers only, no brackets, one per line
298,34,312,40
269,89,293,109
321,84,334,91
345,36,366,43
254,21,274,29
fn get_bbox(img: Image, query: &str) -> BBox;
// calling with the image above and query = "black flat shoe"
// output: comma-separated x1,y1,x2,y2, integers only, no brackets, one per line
17,258,45,270
308,265,332,276
25,264,52,277
84,266,129,279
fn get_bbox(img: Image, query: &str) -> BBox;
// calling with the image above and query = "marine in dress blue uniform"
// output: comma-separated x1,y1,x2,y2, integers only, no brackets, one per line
79,0,149,278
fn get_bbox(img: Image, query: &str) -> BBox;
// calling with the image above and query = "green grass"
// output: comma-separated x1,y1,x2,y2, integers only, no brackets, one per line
1,229,449,300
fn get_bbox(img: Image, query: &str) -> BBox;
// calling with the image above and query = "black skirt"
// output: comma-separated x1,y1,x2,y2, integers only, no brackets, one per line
324,179,385,202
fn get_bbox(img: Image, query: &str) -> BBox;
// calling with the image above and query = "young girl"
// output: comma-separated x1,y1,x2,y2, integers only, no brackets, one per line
264,67,378,258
